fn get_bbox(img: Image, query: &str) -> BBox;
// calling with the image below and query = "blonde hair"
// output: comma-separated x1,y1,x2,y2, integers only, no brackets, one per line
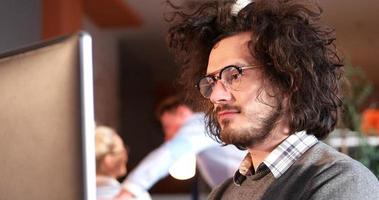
95,126,118,164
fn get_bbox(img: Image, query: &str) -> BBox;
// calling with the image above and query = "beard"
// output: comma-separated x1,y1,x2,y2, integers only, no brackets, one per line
218,104,282,148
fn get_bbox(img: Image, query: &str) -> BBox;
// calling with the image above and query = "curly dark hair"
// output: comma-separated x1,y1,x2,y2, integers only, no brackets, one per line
166,0,343,141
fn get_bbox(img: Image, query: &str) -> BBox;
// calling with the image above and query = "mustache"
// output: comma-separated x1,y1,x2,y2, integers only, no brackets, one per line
214,104,241,113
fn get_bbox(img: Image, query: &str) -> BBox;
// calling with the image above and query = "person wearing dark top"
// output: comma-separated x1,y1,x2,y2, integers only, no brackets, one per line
165,0,379,199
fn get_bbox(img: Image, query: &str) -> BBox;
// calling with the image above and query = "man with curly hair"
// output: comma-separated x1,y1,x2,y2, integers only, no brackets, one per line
166,0,379,199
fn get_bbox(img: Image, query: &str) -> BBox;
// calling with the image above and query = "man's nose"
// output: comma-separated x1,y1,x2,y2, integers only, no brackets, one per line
209,81,232,105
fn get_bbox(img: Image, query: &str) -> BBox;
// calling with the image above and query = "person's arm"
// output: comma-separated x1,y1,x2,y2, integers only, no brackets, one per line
121,114,218,195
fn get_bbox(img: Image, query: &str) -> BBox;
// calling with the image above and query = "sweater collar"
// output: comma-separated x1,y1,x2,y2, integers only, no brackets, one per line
234,131,318,185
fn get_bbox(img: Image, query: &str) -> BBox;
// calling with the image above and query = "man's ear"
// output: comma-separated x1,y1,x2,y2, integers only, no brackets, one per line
281,94,289,111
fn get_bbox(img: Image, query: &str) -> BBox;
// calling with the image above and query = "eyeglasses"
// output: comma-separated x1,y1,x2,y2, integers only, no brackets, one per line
196,65,257,98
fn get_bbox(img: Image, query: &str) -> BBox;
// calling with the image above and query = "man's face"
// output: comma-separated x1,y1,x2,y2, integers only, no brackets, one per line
105,135,128,178
160,109,186,141
206,32,282,147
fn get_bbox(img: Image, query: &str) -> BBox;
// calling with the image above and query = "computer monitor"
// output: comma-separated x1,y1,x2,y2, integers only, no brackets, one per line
0,33,96,200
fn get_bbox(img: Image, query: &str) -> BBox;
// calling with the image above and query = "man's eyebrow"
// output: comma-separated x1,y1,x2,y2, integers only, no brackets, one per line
206,63,247,75
205,68,221,76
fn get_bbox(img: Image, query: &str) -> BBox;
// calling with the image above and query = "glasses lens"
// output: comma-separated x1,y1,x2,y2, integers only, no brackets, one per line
221,66,242,90
198,77,214,98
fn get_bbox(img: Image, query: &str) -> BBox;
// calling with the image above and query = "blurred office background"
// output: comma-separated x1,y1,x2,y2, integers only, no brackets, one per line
0,0,378,199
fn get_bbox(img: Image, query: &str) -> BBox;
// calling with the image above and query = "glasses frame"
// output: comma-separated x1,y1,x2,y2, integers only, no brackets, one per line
196,65,257,98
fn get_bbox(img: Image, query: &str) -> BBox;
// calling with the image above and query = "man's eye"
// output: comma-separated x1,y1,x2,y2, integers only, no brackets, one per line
231,73,241,80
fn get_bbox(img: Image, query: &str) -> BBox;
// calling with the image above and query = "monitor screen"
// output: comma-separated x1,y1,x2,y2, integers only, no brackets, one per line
0,33,96,200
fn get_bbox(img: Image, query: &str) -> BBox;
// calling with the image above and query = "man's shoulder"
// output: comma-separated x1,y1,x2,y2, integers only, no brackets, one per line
181,113,205,128
304,142,370,171
297,142,373,175
294,142,379,197
270,142,379,199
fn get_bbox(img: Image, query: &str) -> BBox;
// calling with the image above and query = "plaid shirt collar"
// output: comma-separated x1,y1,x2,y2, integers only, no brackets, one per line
234,131,318,185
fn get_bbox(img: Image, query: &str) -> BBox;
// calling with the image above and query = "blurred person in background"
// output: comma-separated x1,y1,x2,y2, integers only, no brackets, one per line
118,95,245,198
96,126,151,200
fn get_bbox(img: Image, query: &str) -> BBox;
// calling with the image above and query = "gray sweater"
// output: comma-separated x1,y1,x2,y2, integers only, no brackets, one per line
208,142,379,200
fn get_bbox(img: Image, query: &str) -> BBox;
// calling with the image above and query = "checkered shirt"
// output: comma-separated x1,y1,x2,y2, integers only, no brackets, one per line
235,131,318,185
